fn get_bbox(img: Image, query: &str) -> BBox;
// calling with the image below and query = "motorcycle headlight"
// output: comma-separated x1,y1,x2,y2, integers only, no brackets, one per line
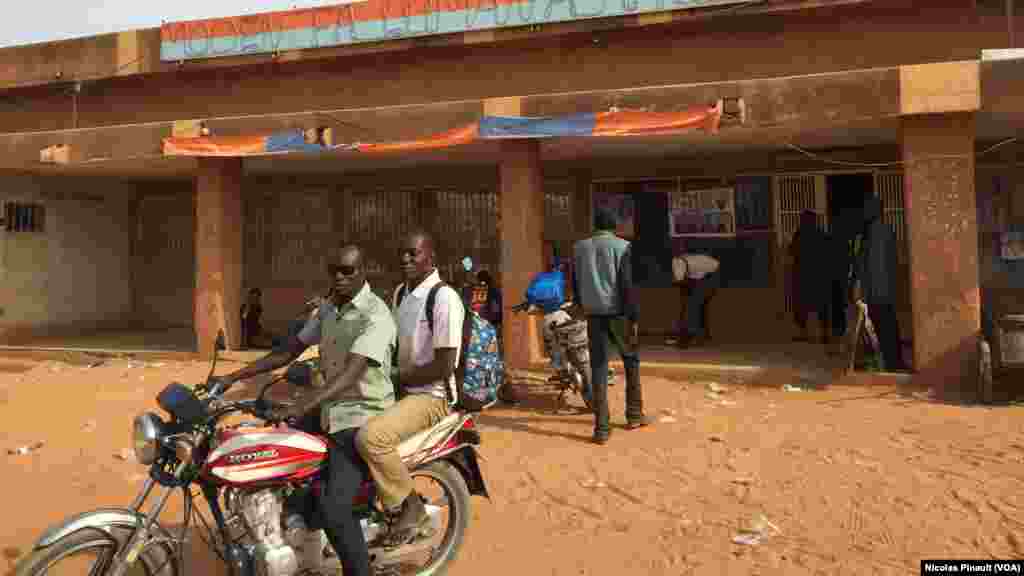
132,412,165,465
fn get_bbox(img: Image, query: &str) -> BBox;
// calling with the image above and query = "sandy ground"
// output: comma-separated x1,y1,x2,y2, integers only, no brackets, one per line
1,354,1023,576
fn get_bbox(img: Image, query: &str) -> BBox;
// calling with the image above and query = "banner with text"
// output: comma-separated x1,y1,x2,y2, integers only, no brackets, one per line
161,0,748,61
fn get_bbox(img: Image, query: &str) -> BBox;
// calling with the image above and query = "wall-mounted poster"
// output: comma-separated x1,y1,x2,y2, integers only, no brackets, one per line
592,182,636,238
670,187,736,237
1002,230,1024,261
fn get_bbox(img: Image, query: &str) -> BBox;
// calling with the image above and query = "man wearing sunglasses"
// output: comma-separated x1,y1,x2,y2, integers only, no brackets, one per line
210,245,396,576
356,230,464,546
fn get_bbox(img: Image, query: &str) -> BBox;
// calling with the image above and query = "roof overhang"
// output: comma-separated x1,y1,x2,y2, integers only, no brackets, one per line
4,59,1021,182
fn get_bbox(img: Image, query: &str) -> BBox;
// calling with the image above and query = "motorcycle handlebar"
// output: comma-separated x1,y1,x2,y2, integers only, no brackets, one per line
511,301,576,314
199,373,292,424
208,397,292,425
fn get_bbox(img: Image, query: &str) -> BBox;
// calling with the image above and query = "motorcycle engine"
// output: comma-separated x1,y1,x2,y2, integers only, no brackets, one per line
231,489,300,576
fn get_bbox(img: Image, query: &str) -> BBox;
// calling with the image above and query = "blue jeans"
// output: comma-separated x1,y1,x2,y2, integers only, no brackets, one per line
586,315,642,436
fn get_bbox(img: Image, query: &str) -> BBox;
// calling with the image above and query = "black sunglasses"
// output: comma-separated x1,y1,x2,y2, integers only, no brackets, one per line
328,264,358,277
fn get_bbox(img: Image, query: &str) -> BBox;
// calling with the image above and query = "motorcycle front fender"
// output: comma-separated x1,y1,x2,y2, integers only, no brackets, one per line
33,507,175,550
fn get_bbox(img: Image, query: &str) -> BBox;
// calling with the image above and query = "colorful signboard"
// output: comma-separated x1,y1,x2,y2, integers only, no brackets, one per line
160,0,749,61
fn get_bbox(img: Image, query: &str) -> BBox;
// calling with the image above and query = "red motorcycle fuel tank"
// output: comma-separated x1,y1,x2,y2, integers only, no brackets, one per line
204,425,328,485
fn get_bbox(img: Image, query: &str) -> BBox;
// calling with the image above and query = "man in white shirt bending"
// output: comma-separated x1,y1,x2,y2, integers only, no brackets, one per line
671,252,721,348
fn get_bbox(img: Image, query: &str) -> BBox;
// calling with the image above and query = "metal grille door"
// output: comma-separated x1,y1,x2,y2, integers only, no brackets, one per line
874,172,907,262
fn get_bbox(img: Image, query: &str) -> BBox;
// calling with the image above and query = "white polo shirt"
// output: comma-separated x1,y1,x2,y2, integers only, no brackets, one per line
393,270,465,401
672,253,720,281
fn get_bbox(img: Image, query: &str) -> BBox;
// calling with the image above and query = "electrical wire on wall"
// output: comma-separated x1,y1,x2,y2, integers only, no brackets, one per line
783,137,1021,168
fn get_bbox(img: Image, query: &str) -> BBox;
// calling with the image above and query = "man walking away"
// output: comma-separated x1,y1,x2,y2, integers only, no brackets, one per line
854,196,905,371
573,206,648,445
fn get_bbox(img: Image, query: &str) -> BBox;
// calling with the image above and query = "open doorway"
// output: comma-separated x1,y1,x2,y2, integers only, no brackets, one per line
825,172,911,371
826,172,873,234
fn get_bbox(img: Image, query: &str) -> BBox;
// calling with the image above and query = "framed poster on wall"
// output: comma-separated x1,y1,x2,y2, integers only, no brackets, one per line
1002,229,1024,261
670,187,736,237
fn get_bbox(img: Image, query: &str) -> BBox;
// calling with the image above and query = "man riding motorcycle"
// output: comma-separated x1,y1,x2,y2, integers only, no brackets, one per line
356,230,465,546
208,244,396,576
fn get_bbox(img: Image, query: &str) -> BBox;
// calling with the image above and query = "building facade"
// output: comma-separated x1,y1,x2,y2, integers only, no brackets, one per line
0,0,1020,399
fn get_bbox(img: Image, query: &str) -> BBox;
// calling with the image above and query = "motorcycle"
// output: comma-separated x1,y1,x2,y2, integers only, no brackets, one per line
16,329,489,576
511,300,594,412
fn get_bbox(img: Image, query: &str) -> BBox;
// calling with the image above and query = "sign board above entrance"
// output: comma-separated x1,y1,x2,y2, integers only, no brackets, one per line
160,0,749,61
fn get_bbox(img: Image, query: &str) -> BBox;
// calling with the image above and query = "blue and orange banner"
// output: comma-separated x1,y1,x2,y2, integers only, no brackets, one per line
160,0,748,61
161,104,723,157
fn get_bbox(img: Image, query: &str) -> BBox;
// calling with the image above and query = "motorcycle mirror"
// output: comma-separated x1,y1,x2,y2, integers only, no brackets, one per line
462,257,473,272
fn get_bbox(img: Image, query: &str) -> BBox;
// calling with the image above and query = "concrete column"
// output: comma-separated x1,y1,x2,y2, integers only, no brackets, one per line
194,158,244,357
902,112,980,399
499,139,545,371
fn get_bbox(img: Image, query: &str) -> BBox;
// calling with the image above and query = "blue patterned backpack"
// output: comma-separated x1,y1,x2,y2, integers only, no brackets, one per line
395,282,505,411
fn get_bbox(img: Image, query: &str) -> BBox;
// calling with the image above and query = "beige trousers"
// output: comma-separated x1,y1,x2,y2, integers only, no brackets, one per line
355,394,450,509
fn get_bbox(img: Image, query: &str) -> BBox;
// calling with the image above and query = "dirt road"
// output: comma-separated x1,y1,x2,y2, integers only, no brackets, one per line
1,355,1023,575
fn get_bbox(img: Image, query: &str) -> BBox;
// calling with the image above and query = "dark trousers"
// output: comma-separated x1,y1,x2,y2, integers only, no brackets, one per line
586,315,642,436
319,428,372,576
795,298,830,343
682,270,721,340
868,301,904,371
830,278,848,339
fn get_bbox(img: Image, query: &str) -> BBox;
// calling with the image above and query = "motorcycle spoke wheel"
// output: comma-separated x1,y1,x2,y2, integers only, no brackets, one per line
18,528,160,576
380,462,469,576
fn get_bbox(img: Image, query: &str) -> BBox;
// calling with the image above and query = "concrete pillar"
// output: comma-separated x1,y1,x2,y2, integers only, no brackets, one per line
902,112,981,399
499,139,545,371
194,158,244,357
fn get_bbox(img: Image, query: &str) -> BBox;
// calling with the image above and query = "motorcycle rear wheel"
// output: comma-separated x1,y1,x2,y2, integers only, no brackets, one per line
14,525,176,576
378,460,471,576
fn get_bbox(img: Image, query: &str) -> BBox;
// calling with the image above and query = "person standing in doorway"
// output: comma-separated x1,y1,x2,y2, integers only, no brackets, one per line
853,196,905,371
240,288,269,349
572,206,648,445
827,211,856,353
474,270,502,330
788,210,830,345
672,251,721,348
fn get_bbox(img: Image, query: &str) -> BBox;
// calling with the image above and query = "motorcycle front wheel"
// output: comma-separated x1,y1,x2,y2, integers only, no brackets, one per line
570,368,593,412
14,525,176,576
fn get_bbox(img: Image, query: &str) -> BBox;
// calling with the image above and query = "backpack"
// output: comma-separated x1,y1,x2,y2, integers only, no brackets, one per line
394,281,504,412
525,269,566,311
